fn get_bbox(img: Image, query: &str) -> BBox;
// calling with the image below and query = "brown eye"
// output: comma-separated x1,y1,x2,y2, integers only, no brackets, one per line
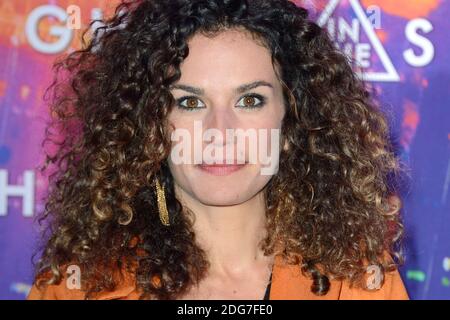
236,94,265,109
186,97,198,108
244,96,256,107
177,96,206,111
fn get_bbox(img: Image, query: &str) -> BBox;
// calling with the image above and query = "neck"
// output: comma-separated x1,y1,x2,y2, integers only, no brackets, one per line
175,185,273,278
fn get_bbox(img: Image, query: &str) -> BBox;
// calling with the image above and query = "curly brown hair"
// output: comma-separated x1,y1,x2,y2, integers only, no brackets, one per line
33,0,406,299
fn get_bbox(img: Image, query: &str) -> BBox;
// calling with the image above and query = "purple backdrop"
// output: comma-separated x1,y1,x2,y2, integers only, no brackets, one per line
0,0,449,299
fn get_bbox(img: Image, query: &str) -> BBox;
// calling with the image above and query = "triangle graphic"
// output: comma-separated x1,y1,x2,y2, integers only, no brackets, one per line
317,0,400,82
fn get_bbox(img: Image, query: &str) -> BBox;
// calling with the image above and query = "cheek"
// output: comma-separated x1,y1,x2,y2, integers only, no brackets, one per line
250,112,284,175
167,114,196,148
168,112,194,131
245,101,285,130
243,111,284,153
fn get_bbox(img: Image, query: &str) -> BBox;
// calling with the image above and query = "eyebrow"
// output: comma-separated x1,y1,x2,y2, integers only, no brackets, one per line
169,80,274,95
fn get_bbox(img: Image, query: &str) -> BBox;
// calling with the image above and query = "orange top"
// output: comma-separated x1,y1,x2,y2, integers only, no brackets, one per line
27,254,409,300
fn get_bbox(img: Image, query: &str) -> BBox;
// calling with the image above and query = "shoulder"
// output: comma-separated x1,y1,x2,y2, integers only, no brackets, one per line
27,263,139,300
338,267,409,300
270,253,409,300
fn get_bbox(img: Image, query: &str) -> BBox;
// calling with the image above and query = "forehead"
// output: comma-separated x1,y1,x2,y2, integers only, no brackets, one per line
177,29,279,89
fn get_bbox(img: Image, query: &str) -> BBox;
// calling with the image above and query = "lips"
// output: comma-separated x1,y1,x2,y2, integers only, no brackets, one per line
197,162,247,176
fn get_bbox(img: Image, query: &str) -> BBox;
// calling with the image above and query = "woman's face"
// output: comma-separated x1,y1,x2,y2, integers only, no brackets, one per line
167,28,286,206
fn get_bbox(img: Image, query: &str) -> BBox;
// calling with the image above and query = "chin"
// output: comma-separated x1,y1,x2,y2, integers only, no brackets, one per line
194,189,251,206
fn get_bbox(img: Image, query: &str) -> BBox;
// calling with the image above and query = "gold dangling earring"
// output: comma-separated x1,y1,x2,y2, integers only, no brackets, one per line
155,177,170,226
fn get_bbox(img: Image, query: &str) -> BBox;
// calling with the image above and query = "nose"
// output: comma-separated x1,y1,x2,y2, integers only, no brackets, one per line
202,105,238,147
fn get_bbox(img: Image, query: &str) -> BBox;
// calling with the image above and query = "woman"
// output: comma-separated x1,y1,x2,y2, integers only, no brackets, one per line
28,0,409,300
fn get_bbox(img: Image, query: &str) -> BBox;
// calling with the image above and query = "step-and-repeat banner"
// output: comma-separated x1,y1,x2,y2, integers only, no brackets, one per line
0,0,449,299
